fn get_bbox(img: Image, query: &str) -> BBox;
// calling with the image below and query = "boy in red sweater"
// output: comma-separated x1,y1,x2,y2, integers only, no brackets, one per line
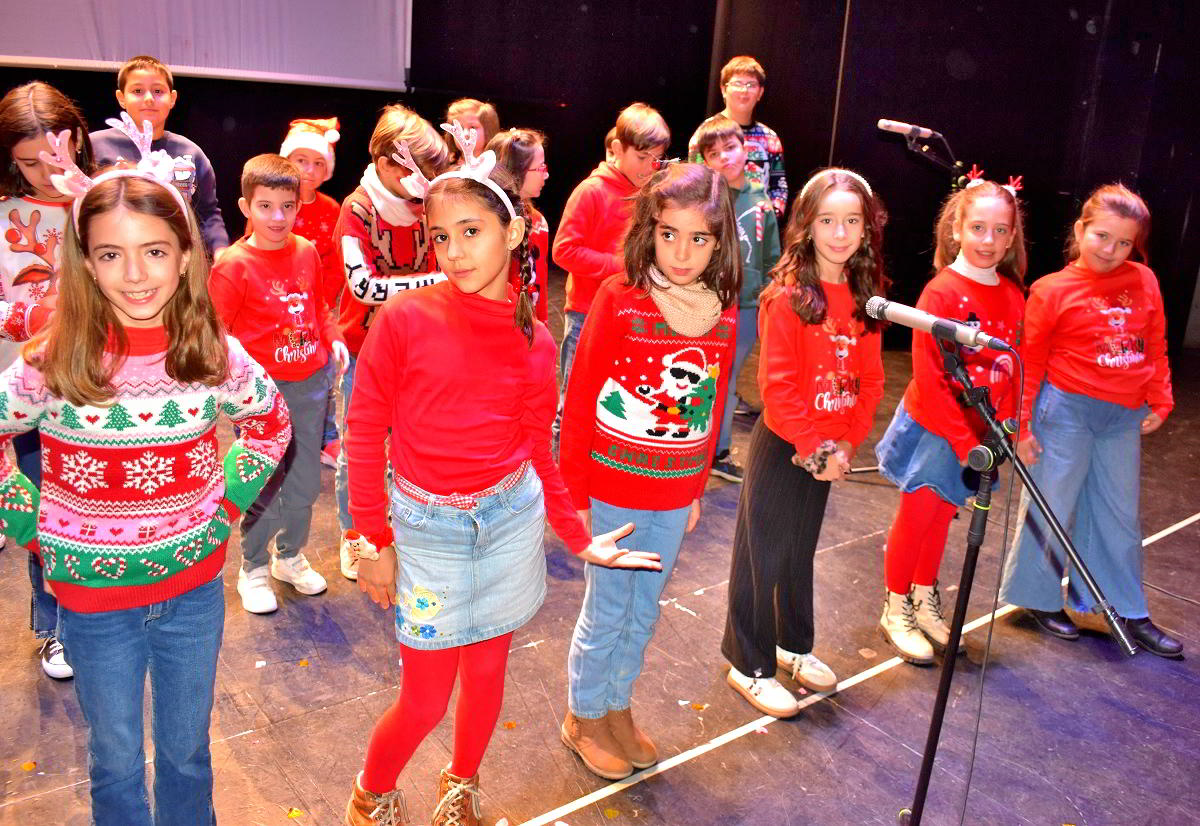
210,154,349,614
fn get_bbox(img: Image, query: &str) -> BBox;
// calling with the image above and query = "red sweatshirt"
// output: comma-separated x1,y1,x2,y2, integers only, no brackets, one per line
209,236,342,382
758,280,885,457
1020,259,1172,431
560,276,736,511
509,206,550,323
294,191,343,308
345,279,591,554
552,163,638,314
901,267,1026,461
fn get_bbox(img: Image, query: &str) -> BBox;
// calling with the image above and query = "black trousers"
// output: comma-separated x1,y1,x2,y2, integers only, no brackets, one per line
721,417,831,677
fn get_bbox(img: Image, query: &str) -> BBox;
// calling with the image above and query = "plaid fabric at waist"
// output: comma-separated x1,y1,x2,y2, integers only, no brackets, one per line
394,460,532,510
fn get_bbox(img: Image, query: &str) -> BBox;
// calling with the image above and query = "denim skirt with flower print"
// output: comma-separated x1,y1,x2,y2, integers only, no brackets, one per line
389,467,547,649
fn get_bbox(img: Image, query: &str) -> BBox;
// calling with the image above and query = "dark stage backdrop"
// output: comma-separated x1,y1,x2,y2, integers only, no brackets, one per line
2,1,1195,350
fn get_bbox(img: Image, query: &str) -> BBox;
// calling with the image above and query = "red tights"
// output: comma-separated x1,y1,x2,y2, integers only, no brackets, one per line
884,487,958,594
361,632,513,793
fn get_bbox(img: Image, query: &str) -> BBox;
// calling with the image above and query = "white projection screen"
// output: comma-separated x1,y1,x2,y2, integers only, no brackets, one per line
0,0,412,91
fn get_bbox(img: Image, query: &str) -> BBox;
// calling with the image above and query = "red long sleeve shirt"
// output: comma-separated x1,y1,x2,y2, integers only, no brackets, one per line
241,191,342,307
345,279,591,554
560,276,736,511
758,280,885,457
900,267,1025,461
1019,259,1172,431
552,163,637,314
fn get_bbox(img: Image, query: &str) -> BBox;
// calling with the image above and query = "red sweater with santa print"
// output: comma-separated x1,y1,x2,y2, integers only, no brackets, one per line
508,206,550,323
758,279,885,457
209,235,343,383
345,279,591,554
1019,259,1172,431
553,163,638,314
335,186,444,355
901,267,1025,461
560,276,736,511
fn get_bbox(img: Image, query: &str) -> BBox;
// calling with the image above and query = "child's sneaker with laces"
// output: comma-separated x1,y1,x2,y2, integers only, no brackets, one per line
40,637,73,679
710,449,744,483
776,646,839,692
271,552,327,595
726,666,799,717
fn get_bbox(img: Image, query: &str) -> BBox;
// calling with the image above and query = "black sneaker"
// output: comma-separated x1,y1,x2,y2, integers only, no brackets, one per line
711,450,744,483
734,400,760,418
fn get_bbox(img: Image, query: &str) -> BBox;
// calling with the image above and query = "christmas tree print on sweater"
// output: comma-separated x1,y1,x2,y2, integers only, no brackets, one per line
595,346,721,447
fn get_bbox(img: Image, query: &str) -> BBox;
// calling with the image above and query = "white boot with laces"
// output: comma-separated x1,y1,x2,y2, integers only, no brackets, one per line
911,581,964,653
880,590,934,664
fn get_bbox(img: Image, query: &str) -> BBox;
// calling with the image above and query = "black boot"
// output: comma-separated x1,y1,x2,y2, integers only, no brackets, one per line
1124,617,1184,658
1027,608,1080,640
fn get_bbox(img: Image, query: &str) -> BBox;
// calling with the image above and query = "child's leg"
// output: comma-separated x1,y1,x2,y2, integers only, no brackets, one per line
273,362,334,559
321,385,339,449
361,643,460,793
885,487,957,592
567,537,638,719
146,576,224,826
334,353,358,532
449,632,515,778
774,470,832,656
716,307,758,455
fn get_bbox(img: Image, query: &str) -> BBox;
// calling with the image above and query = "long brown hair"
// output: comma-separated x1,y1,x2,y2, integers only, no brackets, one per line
622,163,741,309
25,177,229,406
1067,183,1151,263
771,168,888,331
933,181,1027,286
486,127,546,215
0,81,94,197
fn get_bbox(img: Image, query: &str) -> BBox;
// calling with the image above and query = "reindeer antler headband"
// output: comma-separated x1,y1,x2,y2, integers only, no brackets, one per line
799,167,874,201
963,165,1023,198
39,112,192,225
390,119,517,221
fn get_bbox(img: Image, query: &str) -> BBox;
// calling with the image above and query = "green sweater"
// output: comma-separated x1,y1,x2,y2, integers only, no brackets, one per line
730,180,781,309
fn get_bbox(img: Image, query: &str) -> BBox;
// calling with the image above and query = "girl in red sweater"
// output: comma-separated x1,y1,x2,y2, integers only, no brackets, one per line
488,128,551,323
999,184,1179,657
875,178,1026,664
342,126,660,826
722,168,886,717
559,163,739,779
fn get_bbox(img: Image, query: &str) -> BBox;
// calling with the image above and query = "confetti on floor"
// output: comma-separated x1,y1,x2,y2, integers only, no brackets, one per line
604,808,621,819
755,726,768,734
690,702,708,711
286,807,304,818
502,721,517,730
298,659,309,667
255,660,266,668
858,647,877,659
21,761,36,771
677,699,690,706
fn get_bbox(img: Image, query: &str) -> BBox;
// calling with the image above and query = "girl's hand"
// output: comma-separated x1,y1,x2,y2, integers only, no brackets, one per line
813,462,845,482
577,508,591,534
577,522,662,570
1141,411,1163,435
686,499,701,533
357,544,397,609
1016,435,1041,466
835,440,855,463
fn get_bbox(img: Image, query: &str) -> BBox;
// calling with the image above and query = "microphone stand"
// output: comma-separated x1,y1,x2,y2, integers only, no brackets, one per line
890,125,967,189
896,342,1137,826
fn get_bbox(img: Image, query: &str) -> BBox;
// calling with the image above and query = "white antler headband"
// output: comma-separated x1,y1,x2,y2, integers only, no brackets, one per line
391,119,517,221
799,167,874,200
39,112,192,225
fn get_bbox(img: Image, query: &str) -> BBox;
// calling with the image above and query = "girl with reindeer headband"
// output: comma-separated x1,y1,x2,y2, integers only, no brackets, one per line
874,169,1026,665
342,121,661,826
0,112,292,824
999,184,1179,657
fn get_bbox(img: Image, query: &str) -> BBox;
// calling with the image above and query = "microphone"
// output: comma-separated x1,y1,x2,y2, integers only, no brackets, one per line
877,118,942,140
864,296,1013,352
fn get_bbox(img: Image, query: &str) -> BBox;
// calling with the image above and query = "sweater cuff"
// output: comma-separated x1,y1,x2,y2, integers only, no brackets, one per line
366,527,394,550
218,496,241,522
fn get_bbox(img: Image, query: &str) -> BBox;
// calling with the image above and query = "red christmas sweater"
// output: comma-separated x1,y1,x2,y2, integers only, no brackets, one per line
240,191,342,308
334,186,444,356
901,267,1026,461
758,280,885,457
209,236,343,382
1019,259,1172,431
345,279,591,554
560,276,736,511
552,163,638,314
508,206,550,322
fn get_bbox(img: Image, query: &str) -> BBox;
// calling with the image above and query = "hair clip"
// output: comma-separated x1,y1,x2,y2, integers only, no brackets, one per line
799,167,873,200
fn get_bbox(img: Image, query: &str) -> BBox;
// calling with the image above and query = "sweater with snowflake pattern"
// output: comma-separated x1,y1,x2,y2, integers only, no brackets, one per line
0,326,291,613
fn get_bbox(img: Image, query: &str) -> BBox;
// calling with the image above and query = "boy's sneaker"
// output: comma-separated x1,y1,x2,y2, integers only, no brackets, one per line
339,532,360,581
734,399,759,418
237,566,278,614
320,439,340,468
40,637,73,680
776,646,839,692
711,449,744,483
726,666,799,717
270,553,327,595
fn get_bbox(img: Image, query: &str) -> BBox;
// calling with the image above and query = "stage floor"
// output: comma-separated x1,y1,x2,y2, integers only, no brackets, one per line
1,274,1197,826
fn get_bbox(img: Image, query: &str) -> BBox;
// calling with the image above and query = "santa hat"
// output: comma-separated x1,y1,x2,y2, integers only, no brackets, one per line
280,117,340,179
667,347,707,376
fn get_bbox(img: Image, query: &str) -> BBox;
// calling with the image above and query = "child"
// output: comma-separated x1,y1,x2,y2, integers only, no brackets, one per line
209,154,349,614
0,80,95,680
487,127,550,322
875,177,1026,664
694,114,781,482
722,168,886,717
89,55,229,256
1000,184,1180,657
691,56,788,218
0,143,290,823
553,103,670,425
445,97,500,161
333,104,450,581
342,123,660,826
560,163,740,779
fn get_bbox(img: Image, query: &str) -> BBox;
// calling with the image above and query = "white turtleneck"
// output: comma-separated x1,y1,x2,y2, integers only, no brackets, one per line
949,250,1000,285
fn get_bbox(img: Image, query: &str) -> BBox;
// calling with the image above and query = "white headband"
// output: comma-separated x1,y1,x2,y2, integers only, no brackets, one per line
391,120,517,221
799,167,874,201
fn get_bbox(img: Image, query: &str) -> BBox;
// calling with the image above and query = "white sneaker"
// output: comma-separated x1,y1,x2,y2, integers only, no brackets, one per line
338,533,359,581
237,566,279,614
270,552,327,595
880,590,934,664
776,646,839,693
40,637,73,679
911,582,964,653
726,666,799,717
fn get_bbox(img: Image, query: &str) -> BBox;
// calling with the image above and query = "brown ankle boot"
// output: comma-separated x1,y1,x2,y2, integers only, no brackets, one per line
561,710,633,780
345,771,409,825
607,707,658,768
431,765,481,826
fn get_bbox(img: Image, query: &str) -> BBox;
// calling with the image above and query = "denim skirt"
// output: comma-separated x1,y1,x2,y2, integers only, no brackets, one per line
389,467,547,650
875,402,981,506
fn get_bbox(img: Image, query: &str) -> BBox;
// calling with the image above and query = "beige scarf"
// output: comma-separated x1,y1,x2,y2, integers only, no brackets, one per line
647,267,723,337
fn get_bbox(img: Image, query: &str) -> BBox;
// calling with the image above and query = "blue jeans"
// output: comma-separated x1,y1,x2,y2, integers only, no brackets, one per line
567,498,690,717
1000,382,1150,617
335,353,358,532
717,307,758,454
58,575,224,826
15,430,58,638
552,310,587,439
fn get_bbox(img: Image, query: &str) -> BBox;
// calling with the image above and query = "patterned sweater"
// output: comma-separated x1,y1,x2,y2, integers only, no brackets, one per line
0,196,66,368
0,326,291,613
